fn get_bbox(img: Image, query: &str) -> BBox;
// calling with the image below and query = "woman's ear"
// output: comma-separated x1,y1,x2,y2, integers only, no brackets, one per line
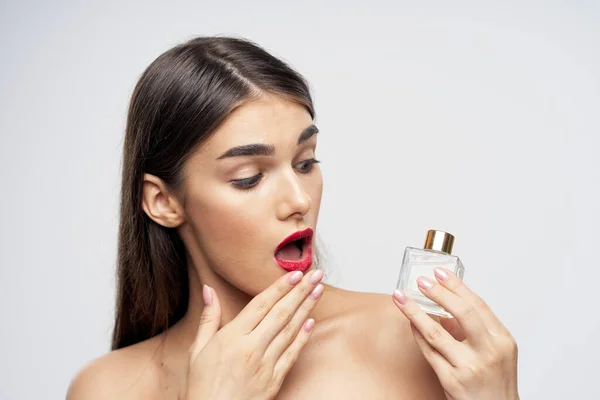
141,173,185,228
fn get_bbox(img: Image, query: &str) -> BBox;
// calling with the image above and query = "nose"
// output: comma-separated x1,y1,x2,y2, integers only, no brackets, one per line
275,169,312,221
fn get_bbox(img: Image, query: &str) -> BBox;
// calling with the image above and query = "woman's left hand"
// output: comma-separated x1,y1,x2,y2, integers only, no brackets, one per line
392,267,519,400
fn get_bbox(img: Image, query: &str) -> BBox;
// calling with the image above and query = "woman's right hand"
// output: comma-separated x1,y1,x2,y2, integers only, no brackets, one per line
181,269,325,400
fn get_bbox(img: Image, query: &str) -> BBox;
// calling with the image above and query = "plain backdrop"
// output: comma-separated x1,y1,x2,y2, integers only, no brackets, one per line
1,1,599,399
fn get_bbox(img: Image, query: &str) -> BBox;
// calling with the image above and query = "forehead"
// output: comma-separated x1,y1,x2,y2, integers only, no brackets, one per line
202,95,313,154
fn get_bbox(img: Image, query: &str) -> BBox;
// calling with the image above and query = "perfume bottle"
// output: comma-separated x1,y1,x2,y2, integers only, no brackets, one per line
396,230,465,318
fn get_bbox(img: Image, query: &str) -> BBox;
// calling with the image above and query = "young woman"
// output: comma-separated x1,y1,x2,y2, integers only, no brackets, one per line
67,36,519,399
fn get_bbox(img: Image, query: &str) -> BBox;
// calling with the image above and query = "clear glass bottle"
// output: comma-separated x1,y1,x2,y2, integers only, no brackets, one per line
396,230,465,318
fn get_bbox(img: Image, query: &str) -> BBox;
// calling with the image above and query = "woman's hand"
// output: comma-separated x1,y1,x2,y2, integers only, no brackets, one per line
181,269,324,400
392,268,519,400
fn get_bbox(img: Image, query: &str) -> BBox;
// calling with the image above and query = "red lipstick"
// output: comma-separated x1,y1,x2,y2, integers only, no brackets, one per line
274,228,313,273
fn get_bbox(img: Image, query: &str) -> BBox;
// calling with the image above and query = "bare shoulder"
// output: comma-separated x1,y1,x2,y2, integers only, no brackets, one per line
331,288,447,398
66,337,164,400
330,289,415,358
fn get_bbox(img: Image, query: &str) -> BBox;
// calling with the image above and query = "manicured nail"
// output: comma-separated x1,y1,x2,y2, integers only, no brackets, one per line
434,267,450,281
309,269,324,284
288,271,303,285
417,277,434,290
202,285,213,306
303,318,315,332
393,289,407,304
310,284,324,299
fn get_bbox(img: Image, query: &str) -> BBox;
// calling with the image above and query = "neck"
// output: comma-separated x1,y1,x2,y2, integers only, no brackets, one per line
163,253,339,365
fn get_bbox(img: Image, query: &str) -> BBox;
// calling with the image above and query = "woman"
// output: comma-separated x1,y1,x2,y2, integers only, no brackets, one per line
67,36,519,399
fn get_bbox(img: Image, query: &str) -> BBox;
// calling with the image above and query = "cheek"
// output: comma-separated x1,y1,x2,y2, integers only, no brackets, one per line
185,185,280,294
186,185,268,255
196,202,255,244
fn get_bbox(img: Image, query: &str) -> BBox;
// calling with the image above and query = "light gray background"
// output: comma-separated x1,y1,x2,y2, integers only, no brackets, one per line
1,1,599,399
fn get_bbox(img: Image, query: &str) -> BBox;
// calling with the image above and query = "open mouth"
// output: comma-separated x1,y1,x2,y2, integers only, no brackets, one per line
274,228,313,272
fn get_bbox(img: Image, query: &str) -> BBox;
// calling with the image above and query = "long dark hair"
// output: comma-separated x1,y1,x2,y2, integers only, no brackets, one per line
112,36,317,350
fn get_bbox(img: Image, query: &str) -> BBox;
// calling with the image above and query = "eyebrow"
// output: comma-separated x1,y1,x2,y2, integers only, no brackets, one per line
216,124,319,160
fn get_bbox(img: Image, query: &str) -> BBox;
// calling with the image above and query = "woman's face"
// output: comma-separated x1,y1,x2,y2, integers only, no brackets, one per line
180,95,323,296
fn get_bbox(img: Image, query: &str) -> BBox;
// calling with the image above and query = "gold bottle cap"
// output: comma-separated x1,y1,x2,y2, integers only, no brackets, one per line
424,230,455,254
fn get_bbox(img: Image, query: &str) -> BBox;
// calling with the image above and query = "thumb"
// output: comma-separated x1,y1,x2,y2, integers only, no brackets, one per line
190,285,222,358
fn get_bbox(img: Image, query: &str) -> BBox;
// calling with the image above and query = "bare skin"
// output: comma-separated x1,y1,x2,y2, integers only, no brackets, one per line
68,94,517,399
68,284,446,400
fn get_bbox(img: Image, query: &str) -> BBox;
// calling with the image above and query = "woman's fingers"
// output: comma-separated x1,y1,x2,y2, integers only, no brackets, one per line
272,318,316,385
433,268,508,335
233,270,306,333
415,276,488,346
263,281,324,360
409,322,450,376
393,289,463,367
251,270,324,351
439,317,467,342
190,285,222,359
392,271,520,399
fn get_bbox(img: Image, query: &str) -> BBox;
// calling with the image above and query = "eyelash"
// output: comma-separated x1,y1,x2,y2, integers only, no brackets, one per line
231,158,321,190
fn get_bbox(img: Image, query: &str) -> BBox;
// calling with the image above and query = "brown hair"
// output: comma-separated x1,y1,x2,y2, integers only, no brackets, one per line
112,36,318,350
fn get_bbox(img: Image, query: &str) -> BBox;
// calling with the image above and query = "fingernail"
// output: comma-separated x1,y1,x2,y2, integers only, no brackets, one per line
202,285,213,306
309,269,324,284
310,284,324,299
393,289,407,304
417,277,434,289
288,271,303,285
434,267,450,281
303,318,315,332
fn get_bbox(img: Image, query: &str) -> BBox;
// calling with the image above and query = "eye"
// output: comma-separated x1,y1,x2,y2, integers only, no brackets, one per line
295,158,320,174
231,173,262,190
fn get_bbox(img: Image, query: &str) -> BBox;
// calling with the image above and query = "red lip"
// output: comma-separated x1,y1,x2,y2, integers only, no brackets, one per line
274,228,314,273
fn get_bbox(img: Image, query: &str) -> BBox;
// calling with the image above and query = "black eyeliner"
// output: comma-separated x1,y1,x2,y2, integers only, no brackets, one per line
231,174,262,189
